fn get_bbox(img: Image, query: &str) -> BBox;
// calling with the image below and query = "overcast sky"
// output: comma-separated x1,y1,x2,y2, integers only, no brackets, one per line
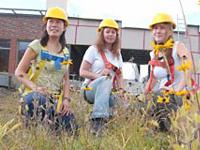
67,0,200,28
0,0,200,28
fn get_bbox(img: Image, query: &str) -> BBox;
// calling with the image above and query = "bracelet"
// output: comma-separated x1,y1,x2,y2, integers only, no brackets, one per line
63,97,71,102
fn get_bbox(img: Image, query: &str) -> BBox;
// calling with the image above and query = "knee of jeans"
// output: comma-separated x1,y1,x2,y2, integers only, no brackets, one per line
38,96,47,105
100,76,112,88
26,92,46,102
24,93,34,105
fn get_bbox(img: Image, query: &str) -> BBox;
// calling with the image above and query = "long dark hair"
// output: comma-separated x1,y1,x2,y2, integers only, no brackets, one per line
40,24,66,49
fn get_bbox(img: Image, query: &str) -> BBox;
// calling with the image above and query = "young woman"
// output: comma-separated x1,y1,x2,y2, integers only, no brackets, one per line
15,7,77,134
79,18,124,135
144,13,192,131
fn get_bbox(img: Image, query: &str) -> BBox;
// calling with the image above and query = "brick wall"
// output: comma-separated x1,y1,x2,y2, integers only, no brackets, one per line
0,14,43,73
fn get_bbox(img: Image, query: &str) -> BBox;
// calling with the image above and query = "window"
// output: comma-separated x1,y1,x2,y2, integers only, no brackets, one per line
0,39,10,72
17,41,30,63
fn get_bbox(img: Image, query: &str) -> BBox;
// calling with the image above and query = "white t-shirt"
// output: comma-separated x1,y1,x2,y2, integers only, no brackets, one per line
82,45,123,82
150,41,183,91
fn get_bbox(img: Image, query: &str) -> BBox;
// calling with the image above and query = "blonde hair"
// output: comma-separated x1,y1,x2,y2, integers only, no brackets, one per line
154,23,174,60
95,28,121,57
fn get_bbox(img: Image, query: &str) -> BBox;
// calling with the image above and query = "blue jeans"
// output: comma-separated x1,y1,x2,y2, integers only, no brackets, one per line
24,92,77,132
24,92,47,119
82,76,116,119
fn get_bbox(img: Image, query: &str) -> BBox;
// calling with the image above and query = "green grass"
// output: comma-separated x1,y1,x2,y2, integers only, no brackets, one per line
0,88,199,150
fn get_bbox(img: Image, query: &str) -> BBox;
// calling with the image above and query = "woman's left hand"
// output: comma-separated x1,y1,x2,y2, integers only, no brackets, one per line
59,99,71,116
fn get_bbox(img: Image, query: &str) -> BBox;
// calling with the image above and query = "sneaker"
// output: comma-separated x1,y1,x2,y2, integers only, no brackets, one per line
159,117,171,132
90,118,107,137
55,113,78,136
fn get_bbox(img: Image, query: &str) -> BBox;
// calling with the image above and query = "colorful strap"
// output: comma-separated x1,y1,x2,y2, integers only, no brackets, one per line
99,50,121,88
147,57,174,92
40,48,70,70
190,78,200,94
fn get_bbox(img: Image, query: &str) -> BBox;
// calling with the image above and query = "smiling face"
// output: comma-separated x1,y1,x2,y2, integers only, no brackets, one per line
46,18,66,38
103,27,117,45
152,23,173,44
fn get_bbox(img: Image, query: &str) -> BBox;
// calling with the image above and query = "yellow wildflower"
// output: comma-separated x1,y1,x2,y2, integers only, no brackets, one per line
167,89,175,95
151,38,174,55
163,96,170,103
161,89,174,96
183,100,191,111
157,96,163,103
177,60,191,72
83,86,93,91
161,90,167,95
175,90,189,96
62,60,73,65
157,95,170,104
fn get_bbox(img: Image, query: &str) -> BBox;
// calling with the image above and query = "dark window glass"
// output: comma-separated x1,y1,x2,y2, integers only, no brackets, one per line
17,41,30,63
0,39,10,72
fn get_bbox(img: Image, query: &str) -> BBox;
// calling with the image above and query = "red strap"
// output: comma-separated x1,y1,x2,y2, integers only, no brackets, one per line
147,57,175,92
164,67,174,86
164,58,174,86
190,78,200,94
99,50,121,88
100,51,113,69
99,50,121,75
149,60,165,67
147,65,154,92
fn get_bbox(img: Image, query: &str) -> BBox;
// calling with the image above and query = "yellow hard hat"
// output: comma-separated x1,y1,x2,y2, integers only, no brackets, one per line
98,18,119,32
149,13,176,29
43,7,69,26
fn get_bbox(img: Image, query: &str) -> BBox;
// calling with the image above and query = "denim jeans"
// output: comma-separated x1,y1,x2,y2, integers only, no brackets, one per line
82,76,116,119
24,92,77,132
24,92,47,119
150,92,183,131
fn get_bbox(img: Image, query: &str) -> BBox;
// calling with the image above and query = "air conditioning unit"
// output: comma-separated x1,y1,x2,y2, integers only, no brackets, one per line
0,72,16,88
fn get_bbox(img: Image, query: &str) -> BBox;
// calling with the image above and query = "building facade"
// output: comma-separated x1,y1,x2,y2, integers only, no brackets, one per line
0,8,200,86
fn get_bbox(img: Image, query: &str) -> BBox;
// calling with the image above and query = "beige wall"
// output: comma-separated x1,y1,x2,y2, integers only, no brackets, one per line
66,18,200,50
66,17,200,75
121,28,144,49
66,18,122,45
46,0,200,50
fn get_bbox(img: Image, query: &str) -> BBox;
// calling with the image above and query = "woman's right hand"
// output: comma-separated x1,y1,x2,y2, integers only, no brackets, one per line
59,99,71,116
100,68,110,76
